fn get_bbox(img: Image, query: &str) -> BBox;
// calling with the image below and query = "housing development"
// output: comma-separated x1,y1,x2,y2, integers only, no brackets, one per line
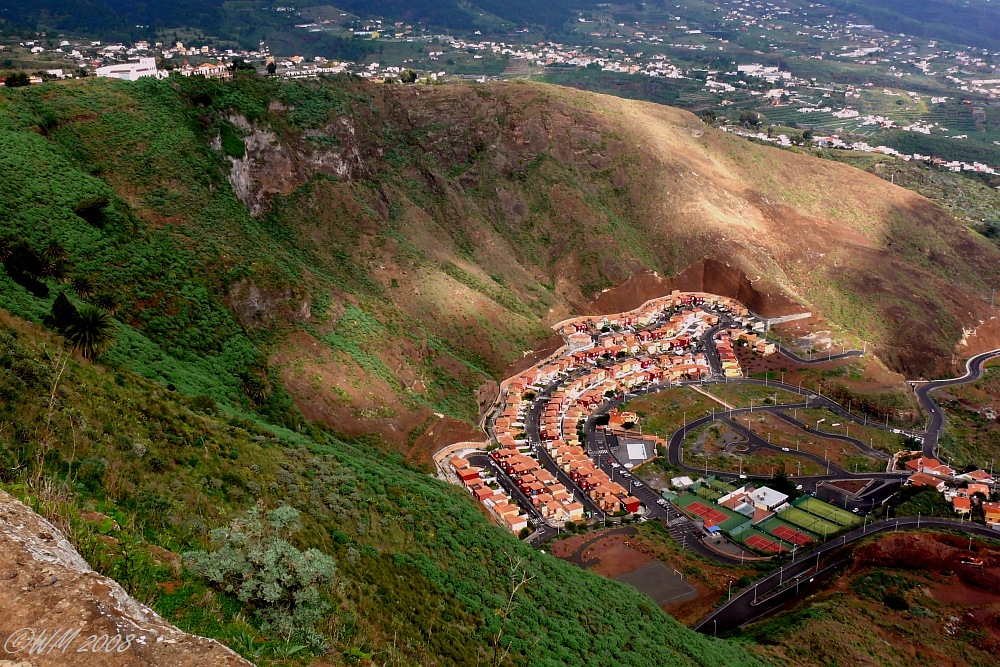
441,289,1000,563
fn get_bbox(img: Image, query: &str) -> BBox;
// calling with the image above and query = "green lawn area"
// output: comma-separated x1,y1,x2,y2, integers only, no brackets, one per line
624,387,722,437
796,496,861,527
794,408,910,454
779,506,842,538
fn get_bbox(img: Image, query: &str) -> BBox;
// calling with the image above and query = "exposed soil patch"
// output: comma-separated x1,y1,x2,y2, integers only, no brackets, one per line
551,526,757,624
828,479,869,493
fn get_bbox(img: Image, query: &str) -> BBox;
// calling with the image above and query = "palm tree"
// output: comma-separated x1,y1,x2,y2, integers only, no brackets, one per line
62,306,115,359
93,293,119,316
71,275,95,298
42,240,68,263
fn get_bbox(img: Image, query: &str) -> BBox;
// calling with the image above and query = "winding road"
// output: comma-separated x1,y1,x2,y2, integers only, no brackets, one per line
914,349,1000,456
492,304,1000,633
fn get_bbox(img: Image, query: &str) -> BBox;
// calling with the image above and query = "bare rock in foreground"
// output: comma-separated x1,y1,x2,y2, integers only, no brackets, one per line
0,490,253,667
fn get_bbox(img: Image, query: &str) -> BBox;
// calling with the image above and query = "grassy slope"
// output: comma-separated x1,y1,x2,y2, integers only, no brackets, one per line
5,75,997,451
0,321,767,667
0,76,775,665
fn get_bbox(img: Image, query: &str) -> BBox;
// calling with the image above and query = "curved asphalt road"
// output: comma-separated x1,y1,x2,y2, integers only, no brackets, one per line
914,348,1000,456
694,517,1000,634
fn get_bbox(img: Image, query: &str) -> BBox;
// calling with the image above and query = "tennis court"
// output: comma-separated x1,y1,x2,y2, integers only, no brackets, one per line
779,506,841,538
744,533,789,554
770,524,814,546
757,516,819,544
674,493,750,531
796,496,861,527
686,501,729,525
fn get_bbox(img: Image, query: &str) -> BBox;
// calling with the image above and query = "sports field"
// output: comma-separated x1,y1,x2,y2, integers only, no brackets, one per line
695,485,723,501
779,506,842,537
686,500,730,525
758,517,816,546
708,478,737,494
738,528,791,554
796,496,861,527
673,493,749,531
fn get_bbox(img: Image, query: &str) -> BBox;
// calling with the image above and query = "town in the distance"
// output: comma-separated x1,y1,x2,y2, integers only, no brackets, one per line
5,1,1000,180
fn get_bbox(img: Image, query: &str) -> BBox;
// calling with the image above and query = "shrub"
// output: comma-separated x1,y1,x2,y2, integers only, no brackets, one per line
883,593,910,611
183,502,336,639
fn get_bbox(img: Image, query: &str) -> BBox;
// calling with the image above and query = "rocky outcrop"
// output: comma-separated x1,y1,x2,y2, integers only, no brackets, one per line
0,490,252,667
225,278,311,328
225,115,350,217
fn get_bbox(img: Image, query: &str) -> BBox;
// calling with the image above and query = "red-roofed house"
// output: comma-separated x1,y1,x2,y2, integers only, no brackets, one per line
908,472,946,491
966,483,991,497
984,502,1000,527
621,496,642,513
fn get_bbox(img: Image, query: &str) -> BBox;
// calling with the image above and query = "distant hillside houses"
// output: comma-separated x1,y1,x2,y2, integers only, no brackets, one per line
178,61,232,80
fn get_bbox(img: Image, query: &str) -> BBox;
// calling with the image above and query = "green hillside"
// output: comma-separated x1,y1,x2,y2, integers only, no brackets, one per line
0,74,772,665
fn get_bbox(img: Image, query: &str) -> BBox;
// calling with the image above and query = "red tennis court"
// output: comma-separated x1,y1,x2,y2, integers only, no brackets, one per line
745,535,788,554
770,524,813,546
686,501,729,525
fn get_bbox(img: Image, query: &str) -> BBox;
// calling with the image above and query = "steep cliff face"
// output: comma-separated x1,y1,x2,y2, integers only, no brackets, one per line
0,490,252,667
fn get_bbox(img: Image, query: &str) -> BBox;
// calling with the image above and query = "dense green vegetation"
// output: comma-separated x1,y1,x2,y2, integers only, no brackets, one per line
0,74,772,665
